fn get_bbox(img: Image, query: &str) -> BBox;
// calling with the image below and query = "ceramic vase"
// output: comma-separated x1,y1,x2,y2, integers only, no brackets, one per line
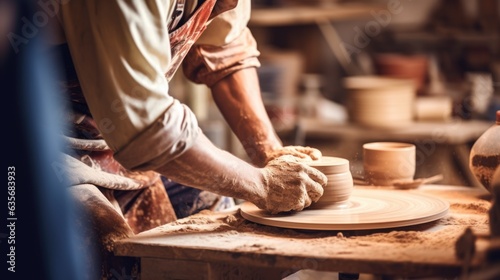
469,111,500,192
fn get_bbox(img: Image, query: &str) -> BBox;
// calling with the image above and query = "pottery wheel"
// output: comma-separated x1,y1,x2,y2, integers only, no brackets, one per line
240,188,449,230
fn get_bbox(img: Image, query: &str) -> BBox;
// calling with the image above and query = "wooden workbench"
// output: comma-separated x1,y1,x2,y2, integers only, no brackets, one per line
114,185,497,280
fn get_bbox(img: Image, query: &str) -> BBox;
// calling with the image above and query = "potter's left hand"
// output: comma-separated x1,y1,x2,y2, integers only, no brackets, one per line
265,146,322,165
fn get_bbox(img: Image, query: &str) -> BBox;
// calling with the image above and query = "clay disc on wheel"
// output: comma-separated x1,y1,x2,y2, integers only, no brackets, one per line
240,188,449,230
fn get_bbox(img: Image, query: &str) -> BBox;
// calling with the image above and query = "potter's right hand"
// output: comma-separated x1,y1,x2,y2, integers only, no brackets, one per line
255,155,327,214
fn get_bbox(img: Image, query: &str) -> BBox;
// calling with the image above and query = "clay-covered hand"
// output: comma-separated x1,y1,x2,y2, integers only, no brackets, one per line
264,146,322,165
255,155,327,214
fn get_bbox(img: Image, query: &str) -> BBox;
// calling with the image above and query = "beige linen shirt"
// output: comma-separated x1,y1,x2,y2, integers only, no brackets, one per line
49,0,260,171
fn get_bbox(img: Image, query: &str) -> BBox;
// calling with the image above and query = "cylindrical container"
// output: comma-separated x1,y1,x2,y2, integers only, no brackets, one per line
469,110,500,192
343,75,416,129
415,96,453,122
363,142,416,186
306,156,353,205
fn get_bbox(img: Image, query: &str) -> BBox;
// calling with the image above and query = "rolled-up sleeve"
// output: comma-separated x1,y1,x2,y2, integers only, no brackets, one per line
182,0,261,87
60,0,199,171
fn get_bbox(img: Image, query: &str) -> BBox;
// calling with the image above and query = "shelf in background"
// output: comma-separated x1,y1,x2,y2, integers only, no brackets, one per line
249,3,384,26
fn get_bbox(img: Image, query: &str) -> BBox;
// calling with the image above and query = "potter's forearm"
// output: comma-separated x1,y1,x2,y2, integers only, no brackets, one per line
155,133,266,205
210,67,282,167
155,132,326,214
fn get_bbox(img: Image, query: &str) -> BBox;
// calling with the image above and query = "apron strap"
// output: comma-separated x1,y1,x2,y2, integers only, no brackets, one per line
168,0,186,31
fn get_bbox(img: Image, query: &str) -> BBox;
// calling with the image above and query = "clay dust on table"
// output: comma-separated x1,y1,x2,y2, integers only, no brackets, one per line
147,194,490,251
122,187,492,280
131,185,491,263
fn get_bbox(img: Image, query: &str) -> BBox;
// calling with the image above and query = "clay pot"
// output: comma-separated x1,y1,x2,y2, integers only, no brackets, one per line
343,75,416,129
306,156,353,205
363,142,416,186
414,96,453,122
469,111,500,192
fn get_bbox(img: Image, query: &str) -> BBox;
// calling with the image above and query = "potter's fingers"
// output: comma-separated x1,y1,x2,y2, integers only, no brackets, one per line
276,154,300,162
308,148,322,160
306,180,324,202
283,149,310,159
299,168,324,203
303,193,313,209
304,165,328,187
287,146,322,160
291,195,306,212
302,166,326,202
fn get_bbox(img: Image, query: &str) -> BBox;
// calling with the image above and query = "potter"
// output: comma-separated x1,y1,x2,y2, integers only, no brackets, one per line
39,1,327,278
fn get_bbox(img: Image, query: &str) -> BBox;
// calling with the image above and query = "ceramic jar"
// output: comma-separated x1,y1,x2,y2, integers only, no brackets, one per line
306,157,353,205
469,110,500,192
363,142,416,186
343,75,416,129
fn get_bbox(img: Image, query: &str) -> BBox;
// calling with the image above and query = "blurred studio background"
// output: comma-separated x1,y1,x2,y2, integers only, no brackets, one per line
171,0,500,188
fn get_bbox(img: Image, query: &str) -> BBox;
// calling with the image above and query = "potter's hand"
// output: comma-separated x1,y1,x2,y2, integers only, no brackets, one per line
255,155,326,214
154,135,325,216
265,146,322,165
